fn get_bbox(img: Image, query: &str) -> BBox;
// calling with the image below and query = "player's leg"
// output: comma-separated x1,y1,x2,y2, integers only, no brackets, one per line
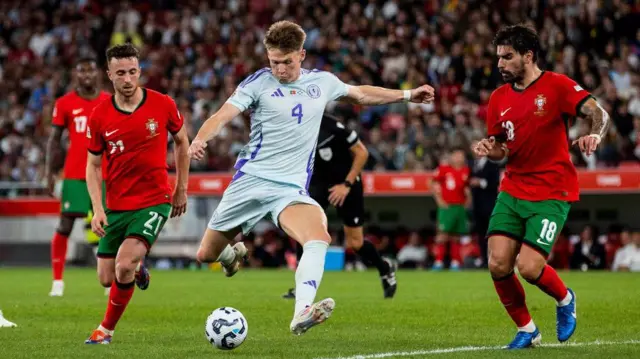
196,227,247,276
279,203,334,335
448,205,469,271
433,206,452,270
518,199,575,343
487,192,540,349
50,179,90,296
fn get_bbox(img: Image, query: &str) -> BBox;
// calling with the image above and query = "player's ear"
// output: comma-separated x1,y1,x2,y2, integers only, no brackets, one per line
524,50,534,65
299,49,306,63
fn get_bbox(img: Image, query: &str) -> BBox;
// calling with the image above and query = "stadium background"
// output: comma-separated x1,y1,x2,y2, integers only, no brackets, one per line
0,0,638,272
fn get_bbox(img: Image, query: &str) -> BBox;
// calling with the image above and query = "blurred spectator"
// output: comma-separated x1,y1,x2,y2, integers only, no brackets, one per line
612,230,640,272
396,231,427,269
570,225,607,271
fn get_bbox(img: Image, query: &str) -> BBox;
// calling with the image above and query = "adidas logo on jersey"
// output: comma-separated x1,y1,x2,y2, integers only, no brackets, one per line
270,88,285,97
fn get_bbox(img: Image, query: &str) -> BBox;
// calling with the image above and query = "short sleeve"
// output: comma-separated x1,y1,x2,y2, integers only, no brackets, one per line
323,115,359,146
486,90,505,141
555,74,592,116
433,166,444,183
227,70,268,112
165,95,183,134
322,72,349,101
87,108,105,155
51,99,66,127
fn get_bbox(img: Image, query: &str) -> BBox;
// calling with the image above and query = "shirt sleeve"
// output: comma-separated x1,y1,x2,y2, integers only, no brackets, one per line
555,73,592,116
226,73,263,112
86,108,105,155
165,95,183,134
433,166,444,183
325,116,359,147
322,72,350,101
486,90,505,141
51,99,66,127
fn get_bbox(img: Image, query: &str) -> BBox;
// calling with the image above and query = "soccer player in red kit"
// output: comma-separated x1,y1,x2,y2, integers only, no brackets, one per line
84,43,190,344
45,58,111,297
473,25,609,349
430,148,471,271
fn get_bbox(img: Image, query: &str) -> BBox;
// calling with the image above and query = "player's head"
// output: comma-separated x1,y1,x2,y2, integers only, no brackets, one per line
106,43,140,98
74,57,99,91
263,21,306,83
493,24,541,84
449,147,466,168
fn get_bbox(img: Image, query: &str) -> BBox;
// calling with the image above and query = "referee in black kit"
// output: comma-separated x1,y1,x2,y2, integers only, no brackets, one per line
282,114,398,299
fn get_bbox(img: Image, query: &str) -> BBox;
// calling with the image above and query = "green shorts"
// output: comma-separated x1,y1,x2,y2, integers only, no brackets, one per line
437,204,468,235
487,192,570,256
97,203,171,258
60,179,106,217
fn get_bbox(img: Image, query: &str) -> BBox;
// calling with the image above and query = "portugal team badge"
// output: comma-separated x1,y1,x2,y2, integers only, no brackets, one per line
534,94,546,116
146,118,158,138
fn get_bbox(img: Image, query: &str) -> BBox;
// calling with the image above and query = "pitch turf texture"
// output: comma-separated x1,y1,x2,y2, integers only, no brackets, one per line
1,269,639,359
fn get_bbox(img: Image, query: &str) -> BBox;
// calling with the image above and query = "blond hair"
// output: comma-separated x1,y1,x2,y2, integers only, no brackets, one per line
263,21,306,53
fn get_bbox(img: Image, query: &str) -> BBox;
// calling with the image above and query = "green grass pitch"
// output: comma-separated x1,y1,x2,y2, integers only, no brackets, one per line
1,268,639,359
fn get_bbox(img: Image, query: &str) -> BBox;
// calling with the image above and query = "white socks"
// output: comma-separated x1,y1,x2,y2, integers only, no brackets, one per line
294,240,329,316
557,291,573,307
518,319,537,333
216,245,235,266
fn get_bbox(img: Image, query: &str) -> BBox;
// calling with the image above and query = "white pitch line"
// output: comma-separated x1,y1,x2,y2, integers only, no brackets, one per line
315,339,640,359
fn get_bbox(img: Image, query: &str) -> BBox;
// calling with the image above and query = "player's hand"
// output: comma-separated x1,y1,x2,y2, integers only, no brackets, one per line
91,209,108,237
171,189,187,218
410,85,435,104
473,137,496,157
188,139,207,161
328,184,351,207
572,134,601,156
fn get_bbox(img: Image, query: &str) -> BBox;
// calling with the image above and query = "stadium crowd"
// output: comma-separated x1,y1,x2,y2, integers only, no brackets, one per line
0,1,639,271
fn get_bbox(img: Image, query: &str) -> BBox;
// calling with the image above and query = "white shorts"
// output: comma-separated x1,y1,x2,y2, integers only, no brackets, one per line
208,172,320,235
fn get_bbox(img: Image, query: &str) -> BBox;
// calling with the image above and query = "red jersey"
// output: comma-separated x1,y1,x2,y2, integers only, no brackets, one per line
52,91,111,179
87,88,183,211
486,71,591,202
433,165,470,205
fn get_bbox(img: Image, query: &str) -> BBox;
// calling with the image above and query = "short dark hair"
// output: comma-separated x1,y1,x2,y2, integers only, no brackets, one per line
493,24,541,62
106,43,140,63
75,56,97,67
263,21,306,53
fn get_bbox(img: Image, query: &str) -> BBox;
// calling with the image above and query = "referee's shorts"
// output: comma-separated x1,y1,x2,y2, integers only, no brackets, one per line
309,177,365,227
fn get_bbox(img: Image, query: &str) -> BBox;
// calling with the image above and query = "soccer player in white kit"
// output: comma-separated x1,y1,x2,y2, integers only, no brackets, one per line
188,20,435,335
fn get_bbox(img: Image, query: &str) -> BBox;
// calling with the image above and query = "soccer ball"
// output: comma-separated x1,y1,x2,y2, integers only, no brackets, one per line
205,307,248,350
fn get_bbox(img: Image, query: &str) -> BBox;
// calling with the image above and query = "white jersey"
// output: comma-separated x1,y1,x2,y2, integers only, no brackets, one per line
227,67,349,189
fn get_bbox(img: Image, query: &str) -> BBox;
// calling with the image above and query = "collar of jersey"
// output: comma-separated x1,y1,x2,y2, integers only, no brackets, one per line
111,88,147,115
510,71,546,93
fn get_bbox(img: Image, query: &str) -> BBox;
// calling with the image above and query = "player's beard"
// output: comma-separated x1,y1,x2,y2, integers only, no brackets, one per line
118,85,136,98
500,61,525,84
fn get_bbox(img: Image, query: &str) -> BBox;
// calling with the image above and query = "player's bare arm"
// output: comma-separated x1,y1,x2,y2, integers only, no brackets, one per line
171,125,190,218
188,103,241,160
429,179,448,208
44,126,63,196
464,187,472,209
340,84,435,105
86,152,107,237
572,98,611,156
328,140,368,207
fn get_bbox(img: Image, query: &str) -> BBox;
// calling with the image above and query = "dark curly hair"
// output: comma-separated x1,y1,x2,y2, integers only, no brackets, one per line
493,24,541,63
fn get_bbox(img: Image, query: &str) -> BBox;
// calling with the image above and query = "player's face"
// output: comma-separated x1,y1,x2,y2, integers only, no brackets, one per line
496,45,527,84
107,57,140,98
267,48,305,83
450,150,466,167
75,62,98,89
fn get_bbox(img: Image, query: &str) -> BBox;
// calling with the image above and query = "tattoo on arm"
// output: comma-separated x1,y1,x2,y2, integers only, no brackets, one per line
580,98,610,138
46,126,63,173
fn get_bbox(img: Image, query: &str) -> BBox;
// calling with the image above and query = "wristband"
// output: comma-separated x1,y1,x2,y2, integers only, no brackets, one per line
403,90,411,102
589,134,602,143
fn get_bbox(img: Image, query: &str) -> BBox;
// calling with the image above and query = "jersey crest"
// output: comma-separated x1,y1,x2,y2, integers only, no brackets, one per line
534,94,547,116
146,118,159,138
307,84,321,99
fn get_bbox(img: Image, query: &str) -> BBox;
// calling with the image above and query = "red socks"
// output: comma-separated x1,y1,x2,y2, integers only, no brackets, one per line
51,232,69,280
493,272,532,327
528,265,568,302
101,281,135,331
450,241,461,264
433,243,445,262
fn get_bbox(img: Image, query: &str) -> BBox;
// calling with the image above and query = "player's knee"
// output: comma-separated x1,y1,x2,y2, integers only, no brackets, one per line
435,233,448,244
56,216,75,236
98,271,114,288
196,246,216,263
345,229,364,249
516,259,544,282
114,259,136,281
488,253,512,278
